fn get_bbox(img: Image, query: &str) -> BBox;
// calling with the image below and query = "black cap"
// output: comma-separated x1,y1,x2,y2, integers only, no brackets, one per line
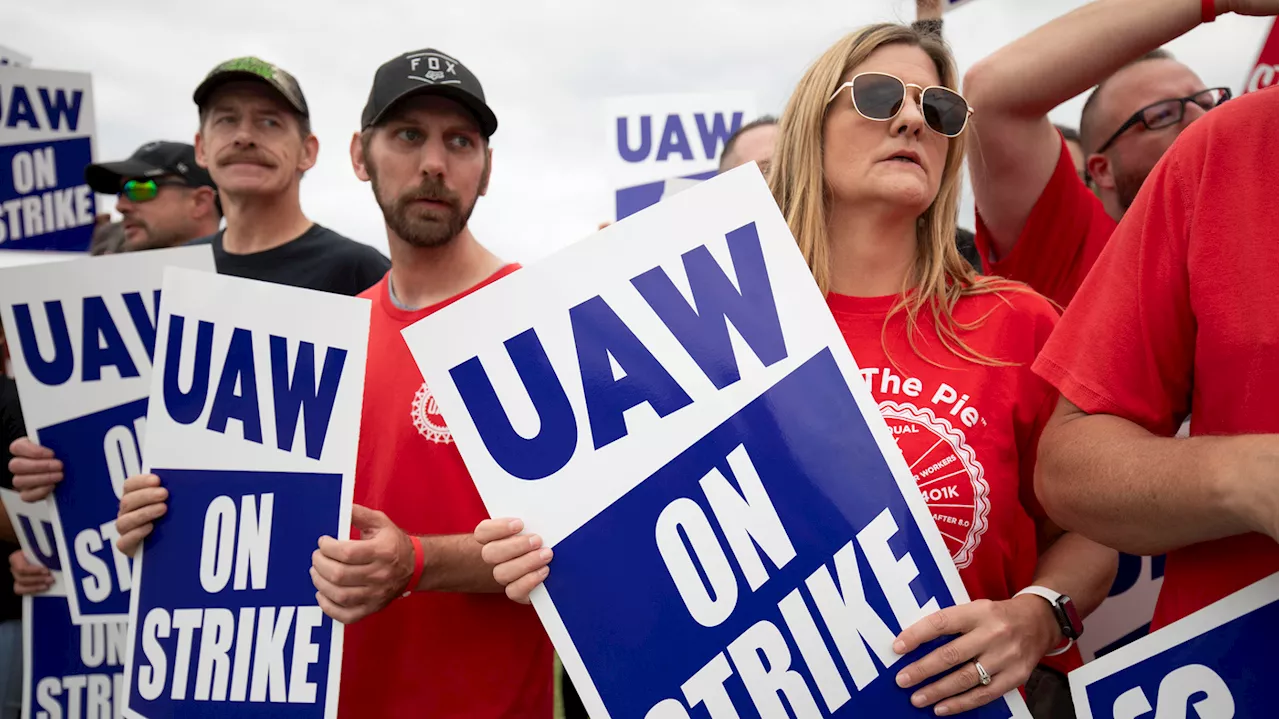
193,56,309,117
361,49,497,137
85,141,217,194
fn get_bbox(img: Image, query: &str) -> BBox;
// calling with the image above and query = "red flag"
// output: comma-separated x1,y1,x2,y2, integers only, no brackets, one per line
1244,18,1278,94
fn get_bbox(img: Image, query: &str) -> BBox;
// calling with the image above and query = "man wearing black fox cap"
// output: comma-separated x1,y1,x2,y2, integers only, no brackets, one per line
85,141,220,251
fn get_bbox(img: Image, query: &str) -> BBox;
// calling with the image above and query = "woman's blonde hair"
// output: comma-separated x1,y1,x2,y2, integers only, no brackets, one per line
769,23,1026,367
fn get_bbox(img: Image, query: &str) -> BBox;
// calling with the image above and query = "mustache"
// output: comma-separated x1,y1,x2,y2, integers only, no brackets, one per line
217,148,276,167
397,176,460,210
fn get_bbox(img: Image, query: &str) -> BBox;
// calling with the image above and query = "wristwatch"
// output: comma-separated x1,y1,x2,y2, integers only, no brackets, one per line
1015,585,1083,656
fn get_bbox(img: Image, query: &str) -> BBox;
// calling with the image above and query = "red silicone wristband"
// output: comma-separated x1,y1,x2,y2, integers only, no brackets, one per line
1203,0,1217,22
401,536,425,598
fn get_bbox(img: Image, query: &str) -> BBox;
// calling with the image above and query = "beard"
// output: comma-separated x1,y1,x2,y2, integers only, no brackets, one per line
368,163,481,249
1112,157,1154,214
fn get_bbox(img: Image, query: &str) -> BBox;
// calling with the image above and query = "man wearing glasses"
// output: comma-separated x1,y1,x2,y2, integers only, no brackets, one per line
85,141,221,252
962,0,1276,308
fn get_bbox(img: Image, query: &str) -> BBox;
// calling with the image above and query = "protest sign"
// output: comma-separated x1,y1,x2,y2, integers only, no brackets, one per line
0,246,215,625
3,488,129,719
1077,554,1164,661
122,268,369,719
0,45,32,68
0,65,97,252
1069,573,1278,719
1244,18,1278,94
606,93,756,221
401,165,1030,718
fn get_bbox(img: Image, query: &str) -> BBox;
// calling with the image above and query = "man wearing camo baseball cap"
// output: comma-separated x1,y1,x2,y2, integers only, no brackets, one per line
188,55,389,295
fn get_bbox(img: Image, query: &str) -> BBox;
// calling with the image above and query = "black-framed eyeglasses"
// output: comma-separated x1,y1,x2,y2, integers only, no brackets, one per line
119,178,189,203
1094,88,1231,153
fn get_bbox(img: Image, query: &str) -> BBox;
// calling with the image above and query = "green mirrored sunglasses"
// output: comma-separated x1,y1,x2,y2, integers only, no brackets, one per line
120,178,188,203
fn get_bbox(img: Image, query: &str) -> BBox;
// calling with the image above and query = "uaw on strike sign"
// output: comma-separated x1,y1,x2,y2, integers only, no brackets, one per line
402,165,1030,718
0,246,215,628
3,488,130,719
122,268,369,719
1,65,98,252
1069,574,1278,719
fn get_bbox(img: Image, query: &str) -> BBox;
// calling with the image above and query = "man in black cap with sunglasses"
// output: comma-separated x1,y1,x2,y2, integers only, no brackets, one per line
85,141,221,252
188,56,390,295
963,0,1277,309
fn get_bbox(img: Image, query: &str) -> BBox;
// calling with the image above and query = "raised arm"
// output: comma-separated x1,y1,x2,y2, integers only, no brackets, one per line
1037,399,1277,555
963,0,1245,257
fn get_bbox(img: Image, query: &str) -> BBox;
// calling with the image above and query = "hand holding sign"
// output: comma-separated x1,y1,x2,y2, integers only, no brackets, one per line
9,547,54,594
8,437,63,501
114,473,168,555
893,595,1059,715
474,517,552,604
311,504,414,624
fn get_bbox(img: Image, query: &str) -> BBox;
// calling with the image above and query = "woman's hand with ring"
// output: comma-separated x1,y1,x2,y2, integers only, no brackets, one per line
892,596,1060,715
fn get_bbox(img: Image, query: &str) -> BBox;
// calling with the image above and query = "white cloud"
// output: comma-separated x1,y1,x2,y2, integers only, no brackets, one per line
7,0,1272,262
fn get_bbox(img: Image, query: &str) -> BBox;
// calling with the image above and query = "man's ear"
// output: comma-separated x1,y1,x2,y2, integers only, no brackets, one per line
478,145,493,197
194,129,209,169
190,186,218,221
298,133,320,174
1086,153,1115,191
351,131,371,182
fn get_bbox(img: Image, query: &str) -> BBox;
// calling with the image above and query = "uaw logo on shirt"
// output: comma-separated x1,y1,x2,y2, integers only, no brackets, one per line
880,400,990,568
411,381,454,444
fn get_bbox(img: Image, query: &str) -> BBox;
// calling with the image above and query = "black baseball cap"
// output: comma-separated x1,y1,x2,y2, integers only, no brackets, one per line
85,141,217,194
193,56,309,117
361,49,497,137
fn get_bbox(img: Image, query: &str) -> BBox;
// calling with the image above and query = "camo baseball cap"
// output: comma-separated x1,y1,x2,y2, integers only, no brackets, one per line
192,56,309,117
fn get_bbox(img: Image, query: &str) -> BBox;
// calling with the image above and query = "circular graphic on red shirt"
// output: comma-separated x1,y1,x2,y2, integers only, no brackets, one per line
879,401,990,569
411,381,454,444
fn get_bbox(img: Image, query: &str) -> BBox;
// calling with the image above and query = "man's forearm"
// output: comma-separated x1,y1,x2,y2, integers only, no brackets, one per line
966,0,1205,119
414,533,504,594
1037,405,1275,555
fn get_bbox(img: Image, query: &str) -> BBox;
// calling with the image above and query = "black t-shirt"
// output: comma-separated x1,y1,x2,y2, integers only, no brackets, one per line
189,223,389,296
1,375,26,622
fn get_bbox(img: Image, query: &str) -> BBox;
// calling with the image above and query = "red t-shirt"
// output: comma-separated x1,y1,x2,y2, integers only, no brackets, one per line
339,266,555,718
975,134,1117,309
1033,86,1279,630
828,286,1082,670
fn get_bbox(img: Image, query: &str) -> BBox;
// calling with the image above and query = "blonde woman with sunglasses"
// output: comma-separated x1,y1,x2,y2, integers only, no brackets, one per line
770,24,1117,717
476,23,1118,719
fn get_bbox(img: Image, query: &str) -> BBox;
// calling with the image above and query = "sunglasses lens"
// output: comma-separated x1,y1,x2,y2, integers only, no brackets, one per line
123,180,158,202
852,73,905,120
922,87,969,136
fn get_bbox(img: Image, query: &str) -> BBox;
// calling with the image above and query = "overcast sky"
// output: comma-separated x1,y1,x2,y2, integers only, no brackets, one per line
6,0,1272,263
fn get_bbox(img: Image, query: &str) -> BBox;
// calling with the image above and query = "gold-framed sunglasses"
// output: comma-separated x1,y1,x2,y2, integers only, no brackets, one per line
827,72,974,138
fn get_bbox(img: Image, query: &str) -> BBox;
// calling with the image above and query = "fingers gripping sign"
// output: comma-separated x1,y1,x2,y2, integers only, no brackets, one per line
9,437,64,502
115,473,168,557
474,518,553,604
10,548,54,595
311,505,415,624
893,597,1058,715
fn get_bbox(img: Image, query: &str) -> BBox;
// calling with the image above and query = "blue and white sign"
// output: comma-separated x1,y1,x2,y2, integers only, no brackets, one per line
402,166,1030,718
0,66,97,252
1069,573,1278,719
2,488,129,719
1077,554,1165,661
606,93,756,221
122,268,370,719
0,246,215,625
